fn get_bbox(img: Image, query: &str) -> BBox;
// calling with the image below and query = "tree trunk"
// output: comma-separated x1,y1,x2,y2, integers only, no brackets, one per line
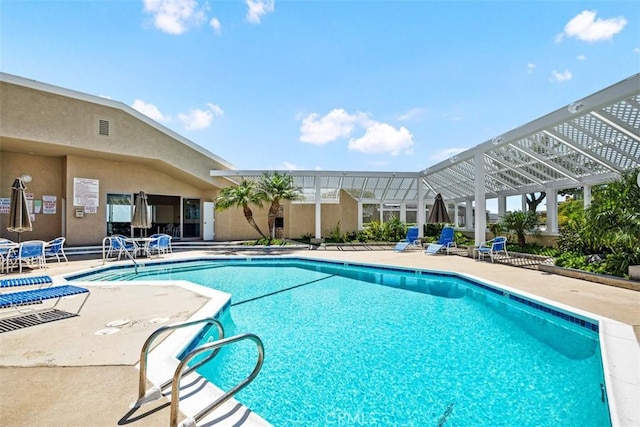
267,201,279,239
517,232,526,246
526,192,546,212
243,205,267,238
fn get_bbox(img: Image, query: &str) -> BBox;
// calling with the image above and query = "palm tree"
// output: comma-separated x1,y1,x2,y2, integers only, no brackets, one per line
215,180,267,239
501,210,540,246
258,172,303,239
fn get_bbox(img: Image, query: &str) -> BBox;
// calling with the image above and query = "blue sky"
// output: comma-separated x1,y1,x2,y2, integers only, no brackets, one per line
2,0,639,173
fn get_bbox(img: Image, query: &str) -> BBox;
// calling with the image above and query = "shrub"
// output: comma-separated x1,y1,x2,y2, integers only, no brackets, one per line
384,216,407,242
501,211,540,246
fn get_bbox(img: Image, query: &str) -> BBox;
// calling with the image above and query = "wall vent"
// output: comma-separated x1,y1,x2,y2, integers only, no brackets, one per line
98,119,110,136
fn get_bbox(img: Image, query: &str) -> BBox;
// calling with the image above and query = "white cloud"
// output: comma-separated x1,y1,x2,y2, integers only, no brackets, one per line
143,0,208,35
577,54,587,61
178,103,224,130
348,123,413,156
526,63,536,74
210,17,221,34
396,107,425,122
132,99,169,122
299,108,369,145
633,47,640,54
246,0,275,24
550,69,572,82
429,147,466,163
557,10,627,43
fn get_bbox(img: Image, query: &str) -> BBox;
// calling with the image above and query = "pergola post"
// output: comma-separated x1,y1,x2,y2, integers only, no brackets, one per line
584,185,592,208
546,188,558,233
474,151,487,245
315,177,322,239
453,202,459,227
416,176,425,238
465,198,473,230
498,196,506,220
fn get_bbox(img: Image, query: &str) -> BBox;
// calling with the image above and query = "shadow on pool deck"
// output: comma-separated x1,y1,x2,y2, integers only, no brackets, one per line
0,250,638,426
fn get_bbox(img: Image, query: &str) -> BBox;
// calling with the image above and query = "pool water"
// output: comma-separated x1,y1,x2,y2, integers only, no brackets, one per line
75,259,610,426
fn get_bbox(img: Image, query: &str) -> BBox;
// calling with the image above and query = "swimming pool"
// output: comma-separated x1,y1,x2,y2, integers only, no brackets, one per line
73,258,611,426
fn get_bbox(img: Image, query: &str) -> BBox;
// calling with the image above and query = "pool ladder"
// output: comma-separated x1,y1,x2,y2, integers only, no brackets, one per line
132,317,265,427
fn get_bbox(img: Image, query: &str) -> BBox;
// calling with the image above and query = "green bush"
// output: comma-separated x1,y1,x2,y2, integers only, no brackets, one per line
424,223,444,238
363,220,386,241
384,216,407,242
555,168,640,277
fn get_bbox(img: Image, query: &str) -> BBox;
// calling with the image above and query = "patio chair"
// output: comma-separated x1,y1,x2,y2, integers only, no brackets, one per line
45,237,69,264
0,239,19,273
424,226,457,255
148,233,172,256
474,236,509,263
0,284,90,321
393,226,421,252
1,275,53,289
7,240,46,273
106,235,138,260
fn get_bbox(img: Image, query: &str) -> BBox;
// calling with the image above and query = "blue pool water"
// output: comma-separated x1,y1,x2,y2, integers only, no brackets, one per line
73,259,611,426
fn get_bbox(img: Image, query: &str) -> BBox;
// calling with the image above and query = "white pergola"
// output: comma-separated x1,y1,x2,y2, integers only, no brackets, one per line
212,74,640,244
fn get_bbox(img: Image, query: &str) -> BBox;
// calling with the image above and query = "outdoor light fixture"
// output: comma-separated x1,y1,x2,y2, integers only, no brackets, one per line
491,137,503,145
20,174,32,183
567,102,584,114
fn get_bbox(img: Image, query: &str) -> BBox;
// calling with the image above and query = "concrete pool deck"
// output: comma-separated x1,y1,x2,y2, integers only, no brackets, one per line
1,249,639,426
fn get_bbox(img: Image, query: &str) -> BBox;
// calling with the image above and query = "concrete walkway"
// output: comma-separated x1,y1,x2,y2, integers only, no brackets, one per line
1,250,638,426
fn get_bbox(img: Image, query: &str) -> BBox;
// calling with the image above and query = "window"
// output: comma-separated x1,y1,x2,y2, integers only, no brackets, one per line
106,193,132,235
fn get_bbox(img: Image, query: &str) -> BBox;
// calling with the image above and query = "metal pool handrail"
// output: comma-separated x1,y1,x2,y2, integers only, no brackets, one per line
171,333,265,427
135,317,225,404
102,236,139,274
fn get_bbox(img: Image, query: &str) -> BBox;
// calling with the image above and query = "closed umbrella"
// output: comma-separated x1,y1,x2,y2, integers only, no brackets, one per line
7,177,32,242
131,191,151,234
428,193,451,224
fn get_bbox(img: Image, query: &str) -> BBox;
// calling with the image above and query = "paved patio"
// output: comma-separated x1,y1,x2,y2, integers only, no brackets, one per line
1,250,639,426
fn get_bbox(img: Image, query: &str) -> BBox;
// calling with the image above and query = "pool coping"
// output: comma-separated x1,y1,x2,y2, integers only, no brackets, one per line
65,255,640,426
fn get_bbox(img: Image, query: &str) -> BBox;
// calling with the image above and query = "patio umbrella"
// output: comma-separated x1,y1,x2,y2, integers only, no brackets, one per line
131,191,151,234
7,177,33,242
428,193,451,224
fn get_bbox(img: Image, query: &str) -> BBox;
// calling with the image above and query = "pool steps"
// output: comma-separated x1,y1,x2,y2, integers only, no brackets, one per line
133,316,264,427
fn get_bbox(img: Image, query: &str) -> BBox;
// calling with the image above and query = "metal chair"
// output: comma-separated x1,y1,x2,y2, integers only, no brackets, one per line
45,237,69,264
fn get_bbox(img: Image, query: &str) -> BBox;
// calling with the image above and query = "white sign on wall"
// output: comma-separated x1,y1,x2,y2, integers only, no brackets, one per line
73,178,99,207
43,195,57,214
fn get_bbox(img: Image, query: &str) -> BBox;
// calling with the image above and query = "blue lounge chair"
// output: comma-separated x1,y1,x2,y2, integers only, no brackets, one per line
0,284,90,320
1,275,53,289
474,236,509,263
424,226,457,255
394,226,421,252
